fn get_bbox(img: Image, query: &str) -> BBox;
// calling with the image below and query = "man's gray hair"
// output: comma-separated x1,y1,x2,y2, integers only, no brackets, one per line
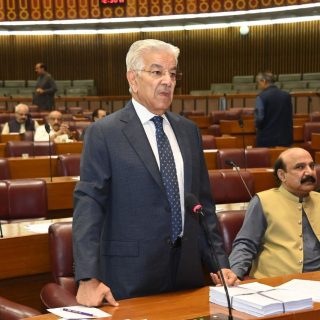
126,39,180,72
256,71,276,84
15,103,29,113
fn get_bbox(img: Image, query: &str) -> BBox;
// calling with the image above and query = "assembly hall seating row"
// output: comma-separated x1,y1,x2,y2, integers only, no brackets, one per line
0,154,81,179
1,147,277,179
0,79,96,98
203,147,275,170
0,179,47,221
0,141,83,157
0,108,94,123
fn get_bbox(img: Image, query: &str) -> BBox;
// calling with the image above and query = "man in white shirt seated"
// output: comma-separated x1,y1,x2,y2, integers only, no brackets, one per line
34,110,74,142
1,104,39,134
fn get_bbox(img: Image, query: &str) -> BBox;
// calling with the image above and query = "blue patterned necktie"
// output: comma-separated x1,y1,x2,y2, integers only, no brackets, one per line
151,116,182,243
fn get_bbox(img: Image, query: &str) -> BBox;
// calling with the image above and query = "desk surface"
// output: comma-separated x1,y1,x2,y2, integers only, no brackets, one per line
29,272,320,320
0,217,72,280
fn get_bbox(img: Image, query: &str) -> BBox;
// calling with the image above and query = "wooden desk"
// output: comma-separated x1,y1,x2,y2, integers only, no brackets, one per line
293,125,304,142
219,120,256,148
219,119,255,135
29,272,320,320
0,218,72,310
54,141,83,154
203,150,218,170
311,133,320,150
45,176,78,211
8,156,58,179
0,133,21,143
215,136,238,149
0,142,5,157
247,168,276,192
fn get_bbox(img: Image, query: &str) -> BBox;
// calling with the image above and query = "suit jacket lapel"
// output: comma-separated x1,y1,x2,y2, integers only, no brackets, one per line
121,103,164,191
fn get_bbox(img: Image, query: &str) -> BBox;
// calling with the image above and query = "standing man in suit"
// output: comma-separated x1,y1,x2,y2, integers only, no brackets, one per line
255,71,293,147
32,62,57,111
73,39,237,307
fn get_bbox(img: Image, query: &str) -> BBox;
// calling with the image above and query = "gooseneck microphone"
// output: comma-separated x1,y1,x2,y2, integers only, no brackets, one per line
185,193,234,320
45,123,53,182
238,117,247,169
225,160,253,199
27,114,36,157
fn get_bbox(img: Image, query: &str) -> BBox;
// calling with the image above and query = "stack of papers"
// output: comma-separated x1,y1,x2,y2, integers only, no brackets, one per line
277,279,320,302
209,282,313,317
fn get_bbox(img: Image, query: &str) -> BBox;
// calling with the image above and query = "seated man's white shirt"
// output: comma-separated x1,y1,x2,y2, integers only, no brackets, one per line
34,124,71,142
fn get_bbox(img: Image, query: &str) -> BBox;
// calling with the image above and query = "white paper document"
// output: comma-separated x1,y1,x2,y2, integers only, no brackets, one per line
277,278,320,302
24,223,51,233
48,306,111,319
209,281,313,317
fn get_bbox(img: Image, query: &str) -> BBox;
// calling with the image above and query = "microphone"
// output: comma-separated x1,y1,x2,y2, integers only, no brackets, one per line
238,117,246,168
238,117,244,129
185,193,235,320
225,159,253,199
45,123,50,134
45,123,53,182
27,114,36,157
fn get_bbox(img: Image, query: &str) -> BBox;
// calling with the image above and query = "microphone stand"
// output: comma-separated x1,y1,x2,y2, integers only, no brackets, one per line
200,213,234,320
225,160,253,199
45,124,53,182
186,194,240,320
238,118,246,170
28,114,36,157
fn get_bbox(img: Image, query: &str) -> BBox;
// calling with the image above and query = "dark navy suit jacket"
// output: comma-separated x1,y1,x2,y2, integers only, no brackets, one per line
255,85,293,147
73,101,229,300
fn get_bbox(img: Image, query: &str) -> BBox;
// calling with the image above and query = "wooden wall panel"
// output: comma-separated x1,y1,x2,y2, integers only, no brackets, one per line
0,21,319,95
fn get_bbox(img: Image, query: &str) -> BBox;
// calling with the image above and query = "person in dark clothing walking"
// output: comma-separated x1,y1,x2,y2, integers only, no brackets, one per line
32,62,57,111
255,71,293,147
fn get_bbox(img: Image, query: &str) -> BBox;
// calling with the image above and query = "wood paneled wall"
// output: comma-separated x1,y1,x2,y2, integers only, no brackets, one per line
0,21,319,95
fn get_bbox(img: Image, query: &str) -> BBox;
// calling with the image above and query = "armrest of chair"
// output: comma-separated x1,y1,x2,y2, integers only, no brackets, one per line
40,283,78,308
0,296,41,320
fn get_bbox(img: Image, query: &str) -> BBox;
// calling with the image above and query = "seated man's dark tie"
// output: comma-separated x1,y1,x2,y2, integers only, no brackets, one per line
151,116,182,243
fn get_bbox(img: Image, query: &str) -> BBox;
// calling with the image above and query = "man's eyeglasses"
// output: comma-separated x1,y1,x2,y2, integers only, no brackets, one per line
135,69,182,81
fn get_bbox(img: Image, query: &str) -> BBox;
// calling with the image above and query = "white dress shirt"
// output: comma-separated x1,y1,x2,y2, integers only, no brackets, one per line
34,124,70,142
132,99,185,232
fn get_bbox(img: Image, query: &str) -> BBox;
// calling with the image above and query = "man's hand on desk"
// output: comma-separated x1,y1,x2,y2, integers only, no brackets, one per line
210,268,240,286
77,278,119,307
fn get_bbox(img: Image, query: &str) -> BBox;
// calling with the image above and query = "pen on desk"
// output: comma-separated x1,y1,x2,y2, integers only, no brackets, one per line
62,308,94,317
